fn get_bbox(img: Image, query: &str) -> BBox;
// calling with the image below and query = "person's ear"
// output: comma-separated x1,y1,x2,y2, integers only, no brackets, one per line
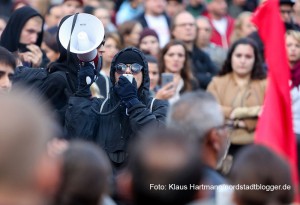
34,153,62,197
115,170,134,202
206,128,221,153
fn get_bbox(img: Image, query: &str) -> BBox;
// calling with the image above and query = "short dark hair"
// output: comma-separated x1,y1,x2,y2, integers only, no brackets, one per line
0,46,16,70
128,128,203,205
220,38,266,80
54,141,111,205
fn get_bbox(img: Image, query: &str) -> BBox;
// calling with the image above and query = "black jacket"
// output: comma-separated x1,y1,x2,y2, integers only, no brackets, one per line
41,15,80,126
190,45,218,89
65,47,168,165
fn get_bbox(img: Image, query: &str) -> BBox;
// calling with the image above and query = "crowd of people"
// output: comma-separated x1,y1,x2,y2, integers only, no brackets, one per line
0,0,299,205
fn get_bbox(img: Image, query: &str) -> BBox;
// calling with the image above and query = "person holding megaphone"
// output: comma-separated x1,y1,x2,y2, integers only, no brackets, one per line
65,46,168,170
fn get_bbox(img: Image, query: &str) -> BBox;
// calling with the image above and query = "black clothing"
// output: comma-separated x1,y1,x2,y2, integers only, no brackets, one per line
190,46,218,89
42,15,80,126
0,6,44,52
65,47,168,167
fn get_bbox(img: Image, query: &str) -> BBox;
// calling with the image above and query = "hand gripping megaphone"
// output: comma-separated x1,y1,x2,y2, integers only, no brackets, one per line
58,13,105,68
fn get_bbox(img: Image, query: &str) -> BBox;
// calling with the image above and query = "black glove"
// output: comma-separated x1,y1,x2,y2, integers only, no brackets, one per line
76,62,97,97
114,75,139,108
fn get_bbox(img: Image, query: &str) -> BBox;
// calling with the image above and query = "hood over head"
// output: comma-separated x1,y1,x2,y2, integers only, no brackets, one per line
0,6,44,52
110,47,150,97
47,15,80,93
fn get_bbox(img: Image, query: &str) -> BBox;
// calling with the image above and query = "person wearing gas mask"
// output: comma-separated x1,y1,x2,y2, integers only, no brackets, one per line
65,47,168,171
0,6,49,68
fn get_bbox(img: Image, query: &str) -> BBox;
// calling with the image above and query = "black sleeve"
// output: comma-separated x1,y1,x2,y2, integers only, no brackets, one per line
127,99,168,131
64,96,101,140
192,49,219,90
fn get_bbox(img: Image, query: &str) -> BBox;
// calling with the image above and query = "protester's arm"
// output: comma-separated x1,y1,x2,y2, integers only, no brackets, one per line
114,76,168,131
127,99,168,131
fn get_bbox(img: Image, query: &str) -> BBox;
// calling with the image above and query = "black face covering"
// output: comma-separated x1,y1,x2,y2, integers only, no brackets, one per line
0,6,44,52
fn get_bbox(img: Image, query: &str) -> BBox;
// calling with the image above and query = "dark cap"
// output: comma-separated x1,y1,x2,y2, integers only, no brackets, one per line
139,28,159,44
114,49,144,66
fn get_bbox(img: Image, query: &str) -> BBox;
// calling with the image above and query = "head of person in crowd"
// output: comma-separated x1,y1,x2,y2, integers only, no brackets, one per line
92,6,116,33
229,145,294,205
279,0,295,24
285,30,300,88
118,20,143,48
0,46,16,93
166,0,185,18
0,88,61,205
167,90,229,170
0,6,44,68
0,16,8,38
41,30,59,64
171,11,197,50
230,12,256,44
145,54,160,91
159,40,194,92
205,0,228,19
54,141,112,205
144,0,168,16
61,0,84,16
196,16,212,48
120,128,203,205
220,38,266,80
286,29,300,67
139,28,160,59
99,32,122,77
111,47,149,96
45,4,63,29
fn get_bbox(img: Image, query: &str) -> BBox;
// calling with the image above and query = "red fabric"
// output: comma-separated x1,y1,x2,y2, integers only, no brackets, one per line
203,12,234,49
252,0,299,198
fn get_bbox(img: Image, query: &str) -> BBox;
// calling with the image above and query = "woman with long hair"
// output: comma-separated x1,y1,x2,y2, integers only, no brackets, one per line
157,40,197,104
207,38,267,156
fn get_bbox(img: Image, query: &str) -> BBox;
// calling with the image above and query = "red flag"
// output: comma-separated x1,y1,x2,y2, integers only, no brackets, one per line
252,0,299,196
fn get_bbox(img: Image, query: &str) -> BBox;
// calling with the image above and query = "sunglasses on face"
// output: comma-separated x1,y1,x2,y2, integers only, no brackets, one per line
115,63,143,74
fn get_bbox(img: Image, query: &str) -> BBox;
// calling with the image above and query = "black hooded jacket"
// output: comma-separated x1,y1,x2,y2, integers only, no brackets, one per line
0,6,49,67
65,47,168,165
0,6,43,52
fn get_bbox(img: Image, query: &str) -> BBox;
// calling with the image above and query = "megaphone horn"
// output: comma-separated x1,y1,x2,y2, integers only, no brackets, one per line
58,13,105,63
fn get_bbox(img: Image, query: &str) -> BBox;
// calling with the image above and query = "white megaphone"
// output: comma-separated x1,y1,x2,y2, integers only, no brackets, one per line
58,13,104,64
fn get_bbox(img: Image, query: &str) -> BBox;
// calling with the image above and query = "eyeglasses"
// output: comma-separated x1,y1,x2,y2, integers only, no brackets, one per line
115,63,143,74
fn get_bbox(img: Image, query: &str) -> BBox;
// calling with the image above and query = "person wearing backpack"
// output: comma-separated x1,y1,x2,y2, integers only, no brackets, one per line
65,47,168,171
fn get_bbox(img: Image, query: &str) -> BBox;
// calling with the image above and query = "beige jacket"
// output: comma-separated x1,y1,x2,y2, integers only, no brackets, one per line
207,73,266,145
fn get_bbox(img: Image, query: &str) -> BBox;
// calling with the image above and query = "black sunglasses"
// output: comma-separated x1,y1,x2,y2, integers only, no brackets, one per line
115,63,143,74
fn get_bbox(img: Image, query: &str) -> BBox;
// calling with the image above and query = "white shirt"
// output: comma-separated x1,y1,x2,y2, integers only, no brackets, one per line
212,18,228,36
145,14,170,48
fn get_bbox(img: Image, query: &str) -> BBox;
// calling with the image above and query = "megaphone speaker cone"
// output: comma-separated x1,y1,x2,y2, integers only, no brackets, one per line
58,13,104,54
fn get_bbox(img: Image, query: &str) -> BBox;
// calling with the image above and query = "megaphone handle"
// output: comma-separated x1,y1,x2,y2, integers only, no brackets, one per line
67,13,79,65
